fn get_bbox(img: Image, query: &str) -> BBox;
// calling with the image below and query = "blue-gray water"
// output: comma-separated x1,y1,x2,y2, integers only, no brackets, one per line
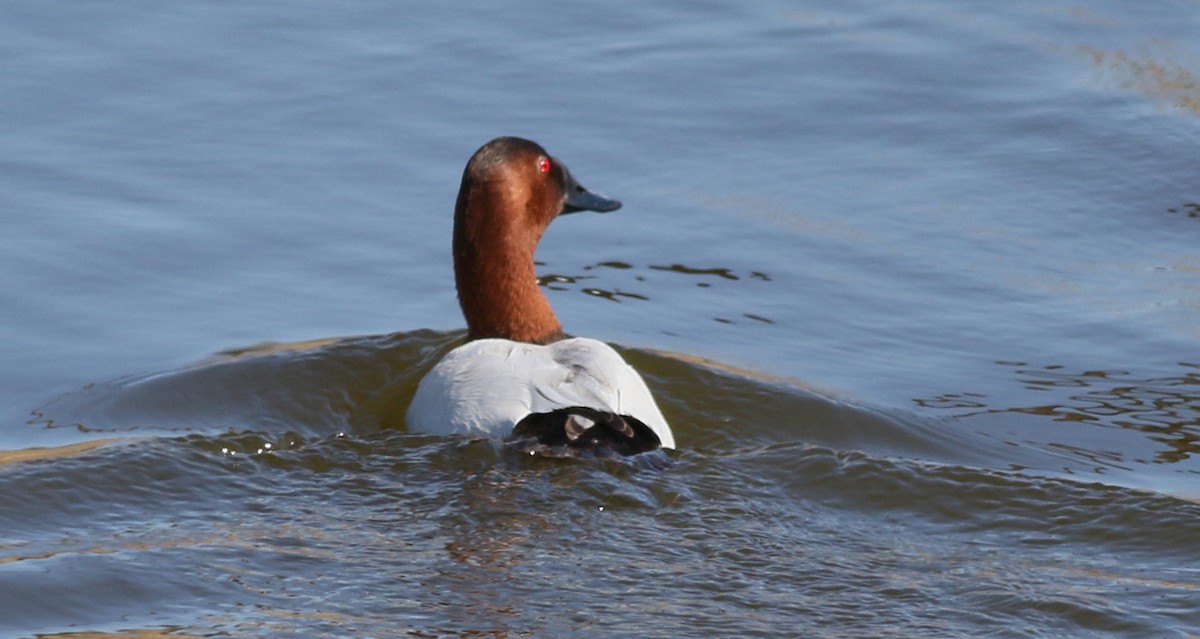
3,2,1199,637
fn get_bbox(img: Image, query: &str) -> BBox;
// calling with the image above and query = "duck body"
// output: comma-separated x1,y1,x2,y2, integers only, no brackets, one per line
405,136,676,457
406,337,675,450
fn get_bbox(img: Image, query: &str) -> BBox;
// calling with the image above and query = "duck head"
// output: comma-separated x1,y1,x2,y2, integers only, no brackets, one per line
452,137,621,344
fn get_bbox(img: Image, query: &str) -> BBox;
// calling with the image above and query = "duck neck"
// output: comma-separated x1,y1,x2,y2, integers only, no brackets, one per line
453,190,565,345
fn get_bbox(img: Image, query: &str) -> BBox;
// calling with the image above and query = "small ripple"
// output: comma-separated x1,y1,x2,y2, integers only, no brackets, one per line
915,361,1200,466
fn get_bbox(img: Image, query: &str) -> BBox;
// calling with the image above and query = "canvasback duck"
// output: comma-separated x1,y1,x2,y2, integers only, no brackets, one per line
406,136,676,457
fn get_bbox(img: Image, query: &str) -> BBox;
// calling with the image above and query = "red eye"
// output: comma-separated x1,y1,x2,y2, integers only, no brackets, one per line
538,157,551,174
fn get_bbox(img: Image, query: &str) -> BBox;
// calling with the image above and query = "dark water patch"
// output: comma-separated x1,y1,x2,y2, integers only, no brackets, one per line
536,271,590,290
742,312,775,324
1166,202,1200,219
683,444,1200,637
915,361,1200,481
26,330,454,443
584,260,633,270
650,262,744,280
538,260,775,301
0,543,228,636
0,438,273,633
629,346,996,469
581,286,650,303
765,444,1200,558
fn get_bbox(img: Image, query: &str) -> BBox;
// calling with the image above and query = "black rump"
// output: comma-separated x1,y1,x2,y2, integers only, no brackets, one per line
508,407,662,459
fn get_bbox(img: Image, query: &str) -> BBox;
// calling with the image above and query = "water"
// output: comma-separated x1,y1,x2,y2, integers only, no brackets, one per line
2,1,1199,636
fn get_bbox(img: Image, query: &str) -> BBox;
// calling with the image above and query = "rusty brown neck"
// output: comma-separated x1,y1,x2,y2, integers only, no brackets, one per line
453,177,564,345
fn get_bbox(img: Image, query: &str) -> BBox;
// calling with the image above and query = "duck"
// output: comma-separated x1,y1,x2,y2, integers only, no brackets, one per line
406,136,676,458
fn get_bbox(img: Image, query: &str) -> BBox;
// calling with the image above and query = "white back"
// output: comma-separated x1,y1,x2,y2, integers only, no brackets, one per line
406,337,675,449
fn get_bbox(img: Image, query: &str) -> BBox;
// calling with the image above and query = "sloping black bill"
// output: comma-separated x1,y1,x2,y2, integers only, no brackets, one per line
560,160,622,214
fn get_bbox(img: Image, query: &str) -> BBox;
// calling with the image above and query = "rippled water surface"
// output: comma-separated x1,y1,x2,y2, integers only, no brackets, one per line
3,2,1199,637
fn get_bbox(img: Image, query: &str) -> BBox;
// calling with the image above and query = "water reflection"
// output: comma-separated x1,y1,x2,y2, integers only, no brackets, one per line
437,464,547,635
1080,46,1200,115
539,262,772,292
536,271,651,303
649,263,773,283
537,261,776,324
1167,203,1200,220
582,287,649,302
649,263,742,280
916,362,1200,464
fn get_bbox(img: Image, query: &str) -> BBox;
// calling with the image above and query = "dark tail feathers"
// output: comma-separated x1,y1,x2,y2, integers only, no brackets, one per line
508,407,663,459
